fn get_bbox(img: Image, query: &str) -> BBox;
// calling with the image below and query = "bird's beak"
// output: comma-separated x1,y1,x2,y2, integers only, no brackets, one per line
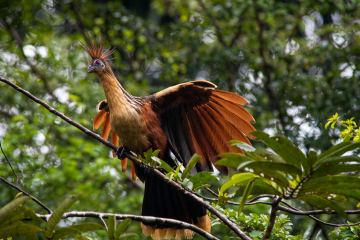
87,65,97,73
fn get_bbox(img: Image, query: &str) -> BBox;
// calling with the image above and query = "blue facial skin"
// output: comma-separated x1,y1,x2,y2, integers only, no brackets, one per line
87,59,105,73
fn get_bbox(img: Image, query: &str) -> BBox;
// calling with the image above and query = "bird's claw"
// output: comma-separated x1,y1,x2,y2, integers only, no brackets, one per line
115,146,128,160
140,164,153,176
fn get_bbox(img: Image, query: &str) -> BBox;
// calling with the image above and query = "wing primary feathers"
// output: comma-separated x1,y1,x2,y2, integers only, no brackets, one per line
187,110,215,172
207,101,257,141
202,103,245,153
182,110,209,172
193,107,228,157
210,96,255,123
195,106,230,175
212,90,249,106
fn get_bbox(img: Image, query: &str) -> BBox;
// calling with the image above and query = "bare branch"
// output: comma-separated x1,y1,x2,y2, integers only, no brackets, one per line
262,197,282,240
0,176,52,214
0,76,251,240
0,142,18,186
35,211,219,240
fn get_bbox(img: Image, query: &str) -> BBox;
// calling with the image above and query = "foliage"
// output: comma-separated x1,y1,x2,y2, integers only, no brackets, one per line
330,224,360,240
212,204,303,240
0,195,136,240
326,113,360,142
216,131,360,217
1,0,360,238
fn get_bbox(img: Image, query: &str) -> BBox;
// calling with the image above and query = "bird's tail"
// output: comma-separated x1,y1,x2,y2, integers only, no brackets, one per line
137,163,211,239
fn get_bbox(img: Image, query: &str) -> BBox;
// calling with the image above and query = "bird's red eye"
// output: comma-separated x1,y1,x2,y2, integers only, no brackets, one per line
95,60,100,65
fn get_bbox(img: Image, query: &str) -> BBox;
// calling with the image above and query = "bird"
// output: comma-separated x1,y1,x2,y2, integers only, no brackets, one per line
82,35,256,240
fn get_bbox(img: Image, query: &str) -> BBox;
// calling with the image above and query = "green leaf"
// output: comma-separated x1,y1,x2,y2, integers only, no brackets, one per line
301,181,360,192
238,161,302,177
118,233,138,239
193,184,211,191
70,223,106,232
316,141,360,165
107,215,116,240
151,156,161,165
23,207,46,227
23,232,39,240
229,140,256,152
305,176,360,186
253,169,289,188
298,195,346,217
217,153,255,167
189,172,218,189
75,235,90,240
220,173,257,194
44,194,83,237
115,218,131,240
300,189,360,201
238,177,257,214
0,196,30,221
0,223,43,238
160,160,175,173
250,131,308,173
234,178,282,197
181,154,201,180
315,156,360,169
52,227,81,240
312,164,360,178
0,211,27,228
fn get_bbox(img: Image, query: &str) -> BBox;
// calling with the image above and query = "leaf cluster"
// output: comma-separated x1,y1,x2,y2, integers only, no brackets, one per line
0,194,136,240
216,131,360,217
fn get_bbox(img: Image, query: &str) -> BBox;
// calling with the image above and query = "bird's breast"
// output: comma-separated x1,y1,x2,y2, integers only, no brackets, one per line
110,106,150,153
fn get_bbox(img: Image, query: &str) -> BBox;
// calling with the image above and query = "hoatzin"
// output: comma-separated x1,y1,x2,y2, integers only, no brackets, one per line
82,36,256,240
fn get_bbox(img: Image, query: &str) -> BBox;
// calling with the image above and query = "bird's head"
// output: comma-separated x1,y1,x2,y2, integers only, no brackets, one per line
80,34,115,76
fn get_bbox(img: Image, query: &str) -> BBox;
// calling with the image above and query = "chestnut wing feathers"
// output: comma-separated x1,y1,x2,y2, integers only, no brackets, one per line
151,80,256,175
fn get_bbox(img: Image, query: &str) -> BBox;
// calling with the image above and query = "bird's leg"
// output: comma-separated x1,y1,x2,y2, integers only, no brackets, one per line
140,163,153,176
115,146,129,160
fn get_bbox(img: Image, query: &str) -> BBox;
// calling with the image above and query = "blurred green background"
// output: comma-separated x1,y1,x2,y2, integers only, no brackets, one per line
1,0,360,239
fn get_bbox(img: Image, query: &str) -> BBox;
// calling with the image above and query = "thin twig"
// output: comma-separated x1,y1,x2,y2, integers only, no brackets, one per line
35,211,219,240
0,142,18,186
0,76,250,240
0,176,52,214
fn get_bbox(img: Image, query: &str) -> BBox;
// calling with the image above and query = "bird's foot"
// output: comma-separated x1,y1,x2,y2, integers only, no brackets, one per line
140,163,153,176
115,146,129,160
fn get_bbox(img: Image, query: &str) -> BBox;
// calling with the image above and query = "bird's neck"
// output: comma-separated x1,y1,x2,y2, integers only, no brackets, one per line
96,72,133,112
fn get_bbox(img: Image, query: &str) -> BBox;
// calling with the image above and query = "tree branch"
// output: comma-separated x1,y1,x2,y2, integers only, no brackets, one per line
0,76,251,240
262,197,282,240
0,176,52,214
34,211,219,240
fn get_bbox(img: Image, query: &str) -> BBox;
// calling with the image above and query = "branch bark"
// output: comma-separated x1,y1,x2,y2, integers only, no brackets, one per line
34,211,219,240
0,76,251,240
262,197,282,240
0,176,52,214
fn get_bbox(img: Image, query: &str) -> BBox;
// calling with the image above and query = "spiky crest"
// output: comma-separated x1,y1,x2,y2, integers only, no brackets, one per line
80,33,116,63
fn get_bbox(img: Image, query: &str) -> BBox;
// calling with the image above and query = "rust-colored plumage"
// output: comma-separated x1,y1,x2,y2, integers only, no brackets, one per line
84,35,256,240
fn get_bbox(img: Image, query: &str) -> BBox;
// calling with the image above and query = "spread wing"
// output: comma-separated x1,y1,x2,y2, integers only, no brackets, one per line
151,80,256,175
